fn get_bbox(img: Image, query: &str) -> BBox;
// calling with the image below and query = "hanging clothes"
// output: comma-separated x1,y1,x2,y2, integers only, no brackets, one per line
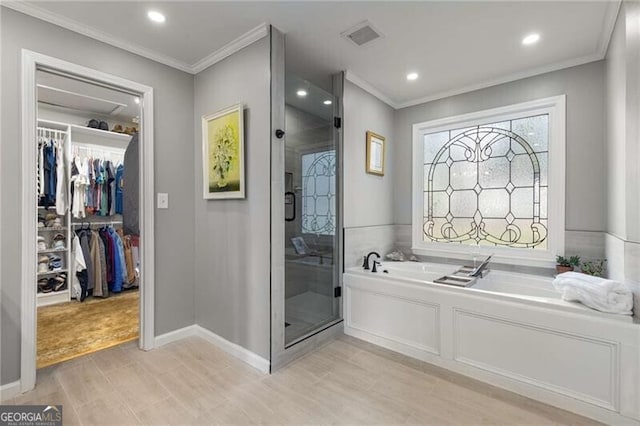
118,229,136,285
107,161,116,216
70,235,86,301
38,138,45,197
55,140,67,215
115,164,124,214
74,228,92,301
40,140,57,207
70,157,89,219
89,230,104,298
108,227,125,292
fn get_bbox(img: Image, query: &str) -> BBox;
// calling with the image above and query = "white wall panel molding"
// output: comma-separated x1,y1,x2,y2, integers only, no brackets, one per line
346,286,440,356
452,308,619,411
344,269,640,424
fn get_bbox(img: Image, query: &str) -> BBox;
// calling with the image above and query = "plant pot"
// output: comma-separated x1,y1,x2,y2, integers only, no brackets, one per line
555,265,574,274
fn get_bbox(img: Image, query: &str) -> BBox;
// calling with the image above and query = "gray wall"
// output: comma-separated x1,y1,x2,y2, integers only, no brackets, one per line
193,36,271,359
605,1,640,244
1,8,196,385
343,81,395,228
393,61,606,236
604,1,640,314
605,4,628,241
342,81,396,267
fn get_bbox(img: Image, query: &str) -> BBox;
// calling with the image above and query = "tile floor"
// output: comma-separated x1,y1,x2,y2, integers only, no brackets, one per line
5,334,599,425
285,291,335,343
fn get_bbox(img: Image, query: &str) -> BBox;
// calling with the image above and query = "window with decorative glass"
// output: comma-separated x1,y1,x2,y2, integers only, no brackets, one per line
301,149,336,236
412,96,566,266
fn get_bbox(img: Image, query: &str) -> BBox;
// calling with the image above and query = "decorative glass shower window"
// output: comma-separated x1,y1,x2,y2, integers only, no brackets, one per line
302,150,336,235
422,114,549,249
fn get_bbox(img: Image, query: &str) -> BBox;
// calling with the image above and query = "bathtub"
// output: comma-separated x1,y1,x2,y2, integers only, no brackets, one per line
343,262,640,424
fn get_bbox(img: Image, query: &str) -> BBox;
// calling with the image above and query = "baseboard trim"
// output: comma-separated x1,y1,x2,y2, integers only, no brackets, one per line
154,324,199,347
154,324,270,374
195,326,270,374
0,380,21,402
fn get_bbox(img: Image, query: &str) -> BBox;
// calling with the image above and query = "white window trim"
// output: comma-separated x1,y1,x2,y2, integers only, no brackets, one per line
411,95,566,268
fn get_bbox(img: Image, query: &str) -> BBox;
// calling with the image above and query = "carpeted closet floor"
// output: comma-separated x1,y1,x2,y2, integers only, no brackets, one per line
37,290,139,368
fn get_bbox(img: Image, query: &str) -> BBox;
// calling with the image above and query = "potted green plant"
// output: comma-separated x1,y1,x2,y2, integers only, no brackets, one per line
555,255,580,274
581,259,607,277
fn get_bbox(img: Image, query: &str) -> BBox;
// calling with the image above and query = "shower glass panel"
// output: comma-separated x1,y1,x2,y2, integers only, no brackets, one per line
284,74,339,345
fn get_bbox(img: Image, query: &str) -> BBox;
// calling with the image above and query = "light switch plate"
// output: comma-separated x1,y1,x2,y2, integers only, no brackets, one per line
157,193,169,209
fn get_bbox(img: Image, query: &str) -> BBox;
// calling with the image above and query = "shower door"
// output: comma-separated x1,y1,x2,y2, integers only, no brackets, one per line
283,74,341,346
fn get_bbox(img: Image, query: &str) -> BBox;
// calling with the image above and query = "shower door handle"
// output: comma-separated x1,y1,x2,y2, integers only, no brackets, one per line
285,191,296,221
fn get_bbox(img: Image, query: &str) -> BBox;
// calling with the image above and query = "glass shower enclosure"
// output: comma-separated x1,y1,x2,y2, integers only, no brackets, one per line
283,74,341,345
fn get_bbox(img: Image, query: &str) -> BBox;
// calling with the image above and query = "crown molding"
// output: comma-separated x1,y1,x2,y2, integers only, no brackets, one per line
395,51,604,110
349,1,620,111
191,23,269,74
3,1,620,104
344,70,399,109
1,2,269,75
1,1,194,73
597,0,621,59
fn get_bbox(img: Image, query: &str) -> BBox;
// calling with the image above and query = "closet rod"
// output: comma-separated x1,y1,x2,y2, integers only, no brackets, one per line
37,127,67,133
72,221,123,227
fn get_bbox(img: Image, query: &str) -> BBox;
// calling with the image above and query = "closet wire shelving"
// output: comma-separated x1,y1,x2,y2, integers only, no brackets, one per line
36,118,131,307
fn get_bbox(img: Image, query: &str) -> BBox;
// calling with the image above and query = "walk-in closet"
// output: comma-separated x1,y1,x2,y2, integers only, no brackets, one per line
35,70,142,368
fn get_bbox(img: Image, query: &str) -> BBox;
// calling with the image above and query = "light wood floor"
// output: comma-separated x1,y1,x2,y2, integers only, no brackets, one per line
8,334,599,425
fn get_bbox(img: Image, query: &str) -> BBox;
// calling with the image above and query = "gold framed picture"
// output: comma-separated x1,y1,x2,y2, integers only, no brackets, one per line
366,131,385,176
202,104,245,199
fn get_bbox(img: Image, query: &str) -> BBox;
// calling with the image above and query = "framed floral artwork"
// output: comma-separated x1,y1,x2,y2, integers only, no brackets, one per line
202,104,245,199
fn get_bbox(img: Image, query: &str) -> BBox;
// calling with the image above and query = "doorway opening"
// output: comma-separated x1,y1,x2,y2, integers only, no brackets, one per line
21,50,155,392
35,69,141,368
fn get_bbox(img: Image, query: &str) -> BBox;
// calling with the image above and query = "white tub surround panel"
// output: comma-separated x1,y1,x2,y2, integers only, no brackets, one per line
348,286,440,358
344,265,640,424
606,233,640,317
344,225,396,268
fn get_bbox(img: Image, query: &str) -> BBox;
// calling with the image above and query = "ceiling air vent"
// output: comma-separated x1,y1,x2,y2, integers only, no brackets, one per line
341,21,384,47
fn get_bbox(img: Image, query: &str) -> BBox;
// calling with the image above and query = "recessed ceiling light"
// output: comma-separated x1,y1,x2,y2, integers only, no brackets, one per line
323,100,332,105
134,97,140,104
147,10,166,23
406,72,419,81
522,33,540,46
296,90,307,97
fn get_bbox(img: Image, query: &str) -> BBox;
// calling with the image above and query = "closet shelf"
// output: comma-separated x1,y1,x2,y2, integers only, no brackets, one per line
37,289,68,298
38,248,68,254
38,227,67,232
70,125,131,143
37,269,68,276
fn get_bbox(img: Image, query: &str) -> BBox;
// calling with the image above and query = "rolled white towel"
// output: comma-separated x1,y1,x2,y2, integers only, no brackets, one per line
552,272,633,315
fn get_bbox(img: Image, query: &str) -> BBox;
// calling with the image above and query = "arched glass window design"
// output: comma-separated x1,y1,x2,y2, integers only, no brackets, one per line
423,115,548,249
302,150,336,235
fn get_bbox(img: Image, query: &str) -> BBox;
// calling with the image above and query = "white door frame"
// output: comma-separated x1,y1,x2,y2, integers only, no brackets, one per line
20,49,155,392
